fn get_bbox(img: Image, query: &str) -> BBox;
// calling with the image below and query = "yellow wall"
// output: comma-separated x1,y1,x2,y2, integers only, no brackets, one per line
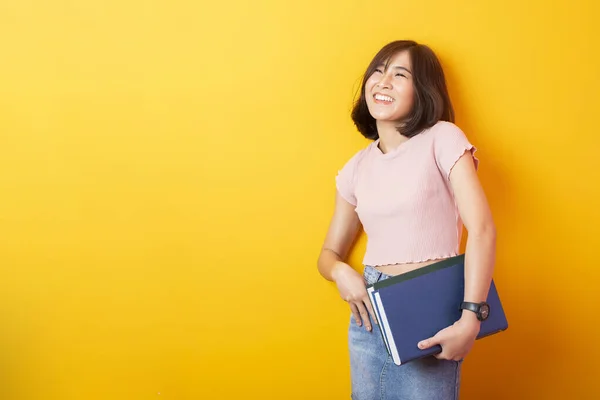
1,1,598,399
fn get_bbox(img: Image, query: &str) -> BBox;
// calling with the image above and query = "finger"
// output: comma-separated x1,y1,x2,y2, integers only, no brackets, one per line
362,296,378,325
349,303,362,327
418,336,439,350
355,302,372,331
434,350,456,361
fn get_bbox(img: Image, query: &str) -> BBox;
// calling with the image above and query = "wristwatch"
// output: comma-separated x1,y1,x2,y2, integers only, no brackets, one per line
460,301,490,321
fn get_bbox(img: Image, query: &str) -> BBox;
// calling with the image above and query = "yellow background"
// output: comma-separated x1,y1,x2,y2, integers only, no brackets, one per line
1,0,598,399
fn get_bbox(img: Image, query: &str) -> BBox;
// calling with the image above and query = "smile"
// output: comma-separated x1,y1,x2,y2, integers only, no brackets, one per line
374,93,394,103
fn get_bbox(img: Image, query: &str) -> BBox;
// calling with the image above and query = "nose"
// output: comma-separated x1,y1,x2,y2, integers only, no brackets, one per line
376,73,393,89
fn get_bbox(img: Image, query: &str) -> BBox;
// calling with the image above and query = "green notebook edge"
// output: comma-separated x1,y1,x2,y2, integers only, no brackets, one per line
367,254,466,291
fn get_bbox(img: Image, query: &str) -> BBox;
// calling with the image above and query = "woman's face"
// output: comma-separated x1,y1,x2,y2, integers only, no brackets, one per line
364,51,415,123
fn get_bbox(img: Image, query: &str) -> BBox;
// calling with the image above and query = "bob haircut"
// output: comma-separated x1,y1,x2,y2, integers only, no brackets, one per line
351,40,455,140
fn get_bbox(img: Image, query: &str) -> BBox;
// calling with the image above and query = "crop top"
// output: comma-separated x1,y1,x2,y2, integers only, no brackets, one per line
335,121,479,267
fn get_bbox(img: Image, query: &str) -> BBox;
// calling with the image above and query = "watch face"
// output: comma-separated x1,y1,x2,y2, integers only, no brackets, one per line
479,304,490,320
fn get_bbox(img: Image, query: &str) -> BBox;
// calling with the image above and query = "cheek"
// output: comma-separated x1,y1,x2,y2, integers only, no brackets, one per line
397,85,415,107
364,76,378,92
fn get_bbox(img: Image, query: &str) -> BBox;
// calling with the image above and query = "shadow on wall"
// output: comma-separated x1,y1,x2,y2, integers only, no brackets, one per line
458,174,573,399
443,62,572,399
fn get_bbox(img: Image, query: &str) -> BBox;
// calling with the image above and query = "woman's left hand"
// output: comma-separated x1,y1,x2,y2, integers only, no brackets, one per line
417,314,481,361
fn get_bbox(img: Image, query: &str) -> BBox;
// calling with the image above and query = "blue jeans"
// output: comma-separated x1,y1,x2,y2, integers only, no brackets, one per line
349,265,462,400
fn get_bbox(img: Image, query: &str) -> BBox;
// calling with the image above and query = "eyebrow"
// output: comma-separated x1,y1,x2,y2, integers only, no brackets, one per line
392,66,412,75
376,63,412,75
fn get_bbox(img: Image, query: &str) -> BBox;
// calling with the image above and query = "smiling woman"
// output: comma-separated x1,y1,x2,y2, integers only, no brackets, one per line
317,40,495,399
352,40,454,141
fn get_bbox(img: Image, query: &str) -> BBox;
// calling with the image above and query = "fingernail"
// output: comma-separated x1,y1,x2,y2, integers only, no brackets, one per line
418,342,424,348
367,326,372,331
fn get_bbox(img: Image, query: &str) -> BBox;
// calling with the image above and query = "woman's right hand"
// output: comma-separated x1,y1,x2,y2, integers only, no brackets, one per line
332,262,377,331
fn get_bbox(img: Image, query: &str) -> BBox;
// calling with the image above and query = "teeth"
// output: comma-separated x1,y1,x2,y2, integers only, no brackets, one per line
375,94,394,102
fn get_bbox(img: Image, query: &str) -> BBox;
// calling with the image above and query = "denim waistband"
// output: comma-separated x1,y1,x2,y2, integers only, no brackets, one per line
363,265,391,286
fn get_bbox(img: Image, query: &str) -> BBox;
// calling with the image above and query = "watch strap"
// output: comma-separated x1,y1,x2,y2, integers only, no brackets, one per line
460,301,481,313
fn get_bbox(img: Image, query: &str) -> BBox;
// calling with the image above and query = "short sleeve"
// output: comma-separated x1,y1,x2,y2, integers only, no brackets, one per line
335,150,363,206
433,122,480,180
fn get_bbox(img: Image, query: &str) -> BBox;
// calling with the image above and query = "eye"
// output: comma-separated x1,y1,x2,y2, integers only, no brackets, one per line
374,68,383,74
395,73,407,78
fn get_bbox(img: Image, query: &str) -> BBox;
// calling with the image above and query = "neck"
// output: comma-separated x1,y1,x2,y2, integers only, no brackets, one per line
376,120,409,154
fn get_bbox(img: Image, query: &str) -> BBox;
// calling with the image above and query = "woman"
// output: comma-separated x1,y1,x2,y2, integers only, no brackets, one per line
317,40,496,399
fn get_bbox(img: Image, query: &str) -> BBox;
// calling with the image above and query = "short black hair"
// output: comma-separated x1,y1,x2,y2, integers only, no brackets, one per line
351,40,455,140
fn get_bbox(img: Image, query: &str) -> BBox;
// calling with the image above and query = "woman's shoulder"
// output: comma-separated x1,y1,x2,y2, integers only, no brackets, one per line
419,121,473,150
337,140,377,177
345,140,378,163
425,120,466,137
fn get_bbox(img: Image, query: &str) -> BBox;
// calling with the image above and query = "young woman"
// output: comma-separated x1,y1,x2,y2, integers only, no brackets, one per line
317,40,496,399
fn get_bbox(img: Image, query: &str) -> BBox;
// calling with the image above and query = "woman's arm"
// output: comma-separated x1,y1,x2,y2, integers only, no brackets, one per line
317,192,361,282
318,192,377,331
451,151,497,322
418,151,496,359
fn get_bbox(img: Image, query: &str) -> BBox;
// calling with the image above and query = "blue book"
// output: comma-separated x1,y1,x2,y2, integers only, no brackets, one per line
366,254,508,366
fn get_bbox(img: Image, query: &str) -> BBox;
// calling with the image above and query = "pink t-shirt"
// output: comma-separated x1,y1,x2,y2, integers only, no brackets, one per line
336,121,479,267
